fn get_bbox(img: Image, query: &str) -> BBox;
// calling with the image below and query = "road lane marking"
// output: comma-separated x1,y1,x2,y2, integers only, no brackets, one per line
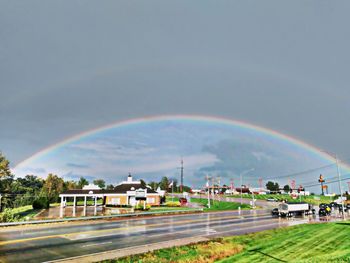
65,213,271,240
43,221,283,263
81,241,112,248
0,213,271,246
69,215,274,240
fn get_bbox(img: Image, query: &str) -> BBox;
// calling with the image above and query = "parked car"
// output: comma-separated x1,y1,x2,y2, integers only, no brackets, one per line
319,208,330,217
330,202,338,208
338,205,348,213
267,198,277,202
319,203,331,209
271,208,279,216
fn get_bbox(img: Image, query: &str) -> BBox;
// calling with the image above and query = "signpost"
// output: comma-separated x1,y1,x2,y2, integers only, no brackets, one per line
135,189,147,209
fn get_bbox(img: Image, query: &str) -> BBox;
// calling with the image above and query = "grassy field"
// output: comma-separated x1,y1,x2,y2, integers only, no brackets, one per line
1,205,42,222
191,198,251,211
65,199,103,206
231,193,334,205
147,206,198,213
109,222,350,263
168,196,250,211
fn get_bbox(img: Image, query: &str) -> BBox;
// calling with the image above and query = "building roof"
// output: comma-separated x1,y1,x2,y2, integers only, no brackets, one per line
61,184,158,195
114,183,158,194
60,174,158,195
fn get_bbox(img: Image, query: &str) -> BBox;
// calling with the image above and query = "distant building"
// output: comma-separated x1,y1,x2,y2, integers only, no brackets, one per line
59,174,160,208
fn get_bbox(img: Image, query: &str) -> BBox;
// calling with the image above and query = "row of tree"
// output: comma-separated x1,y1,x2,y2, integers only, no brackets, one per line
0,152,119,209
0,152,192,210
148,176,191,192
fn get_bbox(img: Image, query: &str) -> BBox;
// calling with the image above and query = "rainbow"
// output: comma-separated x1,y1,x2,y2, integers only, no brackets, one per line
14,114,350,172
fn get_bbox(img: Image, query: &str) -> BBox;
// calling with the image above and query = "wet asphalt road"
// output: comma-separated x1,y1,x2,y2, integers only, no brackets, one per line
0,209,309,263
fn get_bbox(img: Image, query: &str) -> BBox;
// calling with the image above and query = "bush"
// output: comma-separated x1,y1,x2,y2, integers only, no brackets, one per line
0,208,19,222
165,201,181,207
135,204,151,210
32,198,50,209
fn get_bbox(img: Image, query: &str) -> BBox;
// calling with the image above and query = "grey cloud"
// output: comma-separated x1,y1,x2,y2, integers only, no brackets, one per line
1,0,350,173
66,163,89,169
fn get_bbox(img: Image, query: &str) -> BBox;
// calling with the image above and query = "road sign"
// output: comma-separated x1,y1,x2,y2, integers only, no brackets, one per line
135,189,146,200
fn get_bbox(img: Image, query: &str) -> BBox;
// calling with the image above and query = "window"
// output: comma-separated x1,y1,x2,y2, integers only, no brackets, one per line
147,197,155,204
111,198,120,205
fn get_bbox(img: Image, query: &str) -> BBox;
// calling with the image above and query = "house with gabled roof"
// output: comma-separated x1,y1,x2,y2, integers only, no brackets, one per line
59,174,160,210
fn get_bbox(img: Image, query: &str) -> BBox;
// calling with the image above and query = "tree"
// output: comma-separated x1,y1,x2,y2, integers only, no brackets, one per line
41,174,64,203
168,178,178,190
77,177,89,189
283,184,291,192
140,179,147,187
93,179,105,189
0,152,14,209
0,152,12,180
266,181,280,193
64,180,78,190
148,181,158,191
0,152,13,192
159,176,169,190
106,184,114,190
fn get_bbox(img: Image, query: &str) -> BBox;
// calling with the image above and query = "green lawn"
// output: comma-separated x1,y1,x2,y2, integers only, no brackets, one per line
148,206,198,213
191,198,251,212
65,199,103,206
0,205,42,222
109,222,350,263
231,194,334,205
167,196,251,211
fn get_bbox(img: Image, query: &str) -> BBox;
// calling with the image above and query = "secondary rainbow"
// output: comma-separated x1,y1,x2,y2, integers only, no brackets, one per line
14,114,350,171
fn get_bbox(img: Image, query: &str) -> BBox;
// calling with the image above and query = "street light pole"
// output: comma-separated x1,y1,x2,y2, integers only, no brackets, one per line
321,150,346,220
335,154,346,220
206,175,211,209
240,168,255,205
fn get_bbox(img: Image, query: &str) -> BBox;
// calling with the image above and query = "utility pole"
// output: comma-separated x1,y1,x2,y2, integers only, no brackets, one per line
335,154,346,220
321,150,346,220
217,176,221,196
240,168,255,205
178,158,184,193
206,175,211,208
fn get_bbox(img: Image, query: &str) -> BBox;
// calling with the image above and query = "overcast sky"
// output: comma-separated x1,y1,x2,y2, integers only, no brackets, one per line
1,1,350,169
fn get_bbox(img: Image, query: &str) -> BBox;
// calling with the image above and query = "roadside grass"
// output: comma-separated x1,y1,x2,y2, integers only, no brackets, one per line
105,238,243,263
148,206,195,212
191,198,251,211
220,221,350,263
231,194,334,205
1,205,42,222
108,222,350,263
167,196,251,211
65,199,103,206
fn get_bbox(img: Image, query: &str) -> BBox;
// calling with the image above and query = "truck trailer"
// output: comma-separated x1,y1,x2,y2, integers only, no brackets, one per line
277,202,313,217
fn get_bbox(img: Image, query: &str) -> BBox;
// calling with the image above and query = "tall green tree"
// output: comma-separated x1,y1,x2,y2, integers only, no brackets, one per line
283,184,291,192
148,181,158,191
64,180,78,191
159,176,169,190
0,152,12,180
0,152,14,209
93,179,105,189
106,184,114,190
41,174,64,203
77,177,89,189
266,181,280,192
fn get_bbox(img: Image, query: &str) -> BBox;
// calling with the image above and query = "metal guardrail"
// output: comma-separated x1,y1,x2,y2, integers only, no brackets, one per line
0,208,203,227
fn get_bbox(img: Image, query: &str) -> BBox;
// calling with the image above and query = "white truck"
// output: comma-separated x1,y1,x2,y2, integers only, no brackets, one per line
277,202,313,217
